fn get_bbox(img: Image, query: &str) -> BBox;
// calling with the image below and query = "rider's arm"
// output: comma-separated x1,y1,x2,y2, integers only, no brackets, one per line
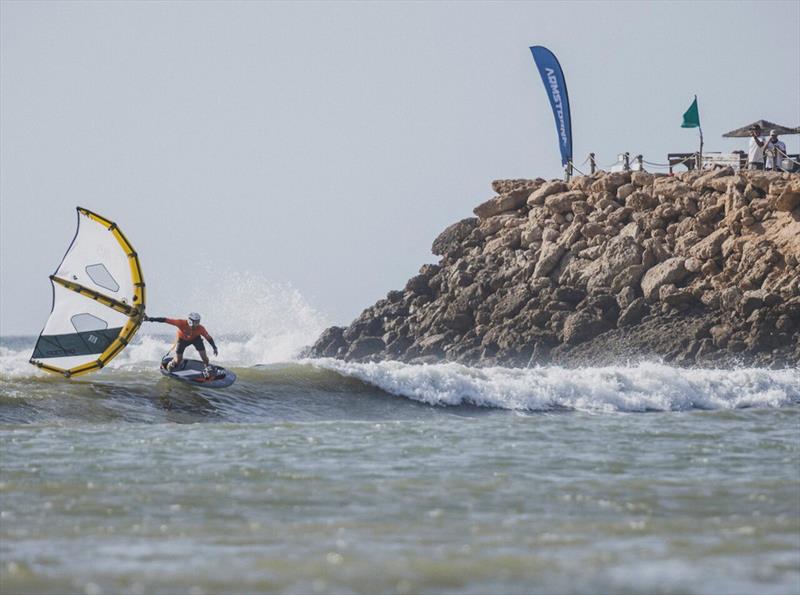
201,329,217,352
143,317,180,327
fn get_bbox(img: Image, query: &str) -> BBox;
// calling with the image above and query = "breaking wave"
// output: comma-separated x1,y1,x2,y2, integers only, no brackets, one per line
313,359,800,412
1,352,798,428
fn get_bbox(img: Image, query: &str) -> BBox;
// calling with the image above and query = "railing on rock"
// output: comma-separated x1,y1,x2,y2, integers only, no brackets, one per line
562,148,800,179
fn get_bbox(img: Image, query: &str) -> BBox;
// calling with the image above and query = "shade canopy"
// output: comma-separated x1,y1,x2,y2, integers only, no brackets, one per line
722,120,800,137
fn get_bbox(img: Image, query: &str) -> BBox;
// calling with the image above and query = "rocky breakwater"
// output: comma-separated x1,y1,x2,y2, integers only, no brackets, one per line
310,169,800,368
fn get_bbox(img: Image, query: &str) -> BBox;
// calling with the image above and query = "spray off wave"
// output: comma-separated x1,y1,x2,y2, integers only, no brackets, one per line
173,271,329,366
114,280,327,370
314,359,800,412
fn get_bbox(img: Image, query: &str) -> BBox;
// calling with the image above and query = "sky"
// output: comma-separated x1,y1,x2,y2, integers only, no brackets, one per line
2,0,799,336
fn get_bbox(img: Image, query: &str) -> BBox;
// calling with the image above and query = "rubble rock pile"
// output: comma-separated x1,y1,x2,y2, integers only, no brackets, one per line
310,169,800,368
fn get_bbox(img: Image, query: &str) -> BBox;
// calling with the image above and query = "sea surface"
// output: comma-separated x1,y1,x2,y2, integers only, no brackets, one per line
1,331,799,595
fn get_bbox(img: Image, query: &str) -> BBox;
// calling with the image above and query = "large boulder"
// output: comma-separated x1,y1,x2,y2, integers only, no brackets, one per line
479,214,516,237
590,171,631,194
583,235,643,293
553,286,586,303
617,298,648,327
652,177,693,199
405,273,434,296
658,285,697,310
692,167,735,191
492,179,543,195
474,191,528,219
581,222,605,239
626,191,658,211
739,289,779,316
631,171,654,187
738,241,780,289
610,264,645,293
311,326,346,357
616,183,637,201
345,337,385,360
492,286,532,320
415,333,449,357
562,310,611,344
747,171,782,193
527,181,568,206
442,295,474,331
431,218,478,256
545,190,585,214
343,315,384,342
533,242,566,278
773,178,800,211
696,204,725,225
641,257,689,302
693,228,729,260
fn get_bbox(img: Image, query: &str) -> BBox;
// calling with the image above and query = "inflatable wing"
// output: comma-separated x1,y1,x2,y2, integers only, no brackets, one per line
30,208,145,378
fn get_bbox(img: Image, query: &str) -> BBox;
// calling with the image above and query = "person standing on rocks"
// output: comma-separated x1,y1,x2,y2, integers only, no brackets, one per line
747,125,766,170
764,130,787,171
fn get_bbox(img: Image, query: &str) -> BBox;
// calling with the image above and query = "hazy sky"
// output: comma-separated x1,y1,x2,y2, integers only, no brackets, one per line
2,0,799,336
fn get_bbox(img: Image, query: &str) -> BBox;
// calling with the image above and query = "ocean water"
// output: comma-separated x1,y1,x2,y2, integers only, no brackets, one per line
2,291,799,594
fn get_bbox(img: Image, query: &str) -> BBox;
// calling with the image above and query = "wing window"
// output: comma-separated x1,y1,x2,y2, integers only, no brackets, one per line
71,313,109,333
86,263,120,292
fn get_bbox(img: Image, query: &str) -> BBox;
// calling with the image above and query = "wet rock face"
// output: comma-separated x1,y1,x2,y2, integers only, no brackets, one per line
310,172,800,367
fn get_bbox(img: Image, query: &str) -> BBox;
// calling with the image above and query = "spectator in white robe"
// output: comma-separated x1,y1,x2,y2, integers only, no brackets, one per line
764,130,787,171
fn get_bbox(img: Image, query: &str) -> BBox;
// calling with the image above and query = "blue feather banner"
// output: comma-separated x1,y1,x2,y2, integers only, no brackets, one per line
530,46,573,168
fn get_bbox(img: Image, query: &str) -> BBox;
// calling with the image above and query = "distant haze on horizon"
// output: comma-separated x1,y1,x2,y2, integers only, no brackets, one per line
2,0,798,336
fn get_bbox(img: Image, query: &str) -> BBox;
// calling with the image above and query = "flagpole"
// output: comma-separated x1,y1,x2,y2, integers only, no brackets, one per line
698,123,704,170
695,95,703,169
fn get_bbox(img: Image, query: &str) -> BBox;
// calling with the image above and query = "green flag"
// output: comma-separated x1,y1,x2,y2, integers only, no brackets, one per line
681,96,700,128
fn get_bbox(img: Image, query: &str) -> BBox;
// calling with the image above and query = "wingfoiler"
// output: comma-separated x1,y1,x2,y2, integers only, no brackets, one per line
30,207,145,378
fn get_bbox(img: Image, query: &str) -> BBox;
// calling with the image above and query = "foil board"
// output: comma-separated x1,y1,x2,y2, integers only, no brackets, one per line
160,356,237,388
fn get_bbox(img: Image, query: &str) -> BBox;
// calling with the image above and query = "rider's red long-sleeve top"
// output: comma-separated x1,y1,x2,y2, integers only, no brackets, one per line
164,318,213,342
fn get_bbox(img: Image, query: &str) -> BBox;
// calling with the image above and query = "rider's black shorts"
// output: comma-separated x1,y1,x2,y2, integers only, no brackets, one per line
176,336,205,356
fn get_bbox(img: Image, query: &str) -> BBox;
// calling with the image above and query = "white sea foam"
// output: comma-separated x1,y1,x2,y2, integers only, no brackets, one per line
0,345,40,379
314,359,800,412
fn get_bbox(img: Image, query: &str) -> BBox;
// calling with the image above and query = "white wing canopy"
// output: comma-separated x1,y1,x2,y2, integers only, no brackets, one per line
30,208,145,377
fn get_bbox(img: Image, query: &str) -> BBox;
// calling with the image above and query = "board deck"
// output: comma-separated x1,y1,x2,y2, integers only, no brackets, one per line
160,356,237,388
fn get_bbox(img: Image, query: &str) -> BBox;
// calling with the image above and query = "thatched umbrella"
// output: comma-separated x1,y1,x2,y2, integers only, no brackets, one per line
722,120,799,137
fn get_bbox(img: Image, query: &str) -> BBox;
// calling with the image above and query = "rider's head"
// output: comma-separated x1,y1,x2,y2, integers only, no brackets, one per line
188,312,201,327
